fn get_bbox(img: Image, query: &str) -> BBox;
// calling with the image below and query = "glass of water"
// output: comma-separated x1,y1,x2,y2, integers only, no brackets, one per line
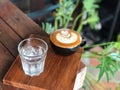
18,38,48,76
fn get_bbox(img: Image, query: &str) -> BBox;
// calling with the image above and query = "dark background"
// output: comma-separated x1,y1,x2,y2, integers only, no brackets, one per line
11,0,120,43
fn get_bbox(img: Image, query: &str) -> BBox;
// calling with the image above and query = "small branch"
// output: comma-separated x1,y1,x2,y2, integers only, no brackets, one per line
64,16,71,28
84,42,114,49
54,19,58,30
72,13,82,30
77,22,83,33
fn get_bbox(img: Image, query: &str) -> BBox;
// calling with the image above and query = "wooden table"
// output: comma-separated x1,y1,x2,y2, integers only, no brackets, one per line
0,0,85,90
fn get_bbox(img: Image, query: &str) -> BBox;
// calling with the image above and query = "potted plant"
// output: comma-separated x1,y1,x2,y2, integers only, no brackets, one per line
42,0,101,34
41,0,120,82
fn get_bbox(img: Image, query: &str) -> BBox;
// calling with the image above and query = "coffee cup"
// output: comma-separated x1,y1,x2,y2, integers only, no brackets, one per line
50,29,86,56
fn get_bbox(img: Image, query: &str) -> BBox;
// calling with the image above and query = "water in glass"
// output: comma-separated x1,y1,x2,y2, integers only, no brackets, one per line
20,46,46,76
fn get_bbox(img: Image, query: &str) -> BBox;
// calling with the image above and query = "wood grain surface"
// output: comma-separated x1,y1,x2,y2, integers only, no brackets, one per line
0,0,45,89
3,35,84,90
0,0,85,89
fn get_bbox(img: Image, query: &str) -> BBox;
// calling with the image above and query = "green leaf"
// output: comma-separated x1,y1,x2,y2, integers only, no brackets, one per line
114,42,120,50
110,62,118,72
97,64,104,82
109,53,120,61
109,66,114,77
101,42,115,54
105,69,109,82
117,34,120,42
96,64,101,68
96,55,119,82
41,23,55,34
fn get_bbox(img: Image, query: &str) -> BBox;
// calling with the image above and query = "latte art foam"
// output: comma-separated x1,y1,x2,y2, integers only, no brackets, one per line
50,29,82,48
56,31,77,44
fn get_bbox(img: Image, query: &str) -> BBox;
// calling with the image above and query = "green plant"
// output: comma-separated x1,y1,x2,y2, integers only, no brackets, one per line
74,0,101,32
83,34,120,82
41,0,120,83
42,0,101,34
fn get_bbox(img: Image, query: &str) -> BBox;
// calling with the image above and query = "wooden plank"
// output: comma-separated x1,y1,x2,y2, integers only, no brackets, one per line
0,82,24,90
0,0,47,39
0,18,22,56
3,35,84,90
0,82,14,90
0,43,14,81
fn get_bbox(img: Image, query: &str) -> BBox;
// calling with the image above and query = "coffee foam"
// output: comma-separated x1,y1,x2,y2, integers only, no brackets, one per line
50,29,82,48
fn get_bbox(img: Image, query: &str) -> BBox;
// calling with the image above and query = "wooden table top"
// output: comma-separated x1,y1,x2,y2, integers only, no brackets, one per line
0,0,85,90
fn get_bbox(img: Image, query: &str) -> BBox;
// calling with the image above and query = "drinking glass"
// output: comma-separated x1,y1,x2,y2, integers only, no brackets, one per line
18,38,48,76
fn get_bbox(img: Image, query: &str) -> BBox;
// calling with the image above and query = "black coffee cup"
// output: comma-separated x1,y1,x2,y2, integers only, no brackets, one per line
50,29,86,56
